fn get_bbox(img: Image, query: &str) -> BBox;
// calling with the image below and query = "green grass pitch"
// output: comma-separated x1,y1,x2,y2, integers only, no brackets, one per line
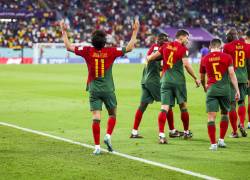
0,64,250,180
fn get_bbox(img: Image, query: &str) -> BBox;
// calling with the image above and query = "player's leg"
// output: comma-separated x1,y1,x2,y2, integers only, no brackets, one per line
131,102,148,138
89,92,103,154
218,96,230,148
176,84,191,139
206,96,219,150
103,92,118,152
229,84,239,137
237,83,247,137
207,112,217,151
131,85,151,138
158,84,172,144
168,106,183,138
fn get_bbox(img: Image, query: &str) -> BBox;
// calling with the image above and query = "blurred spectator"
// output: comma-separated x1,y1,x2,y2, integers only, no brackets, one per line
0,0,250,48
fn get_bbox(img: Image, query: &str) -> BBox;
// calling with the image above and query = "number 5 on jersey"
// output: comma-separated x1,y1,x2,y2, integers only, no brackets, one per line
95,59,105,78
212,62,222,80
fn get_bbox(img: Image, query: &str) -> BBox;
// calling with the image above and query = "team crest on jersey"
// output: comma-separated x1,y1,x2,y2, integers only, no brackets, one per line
153,47,159,51
78,47,83,50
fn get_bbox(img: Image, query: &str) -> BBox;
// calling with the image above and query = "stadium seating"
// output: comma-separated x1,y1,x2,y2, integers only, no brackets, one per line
0,0,249,48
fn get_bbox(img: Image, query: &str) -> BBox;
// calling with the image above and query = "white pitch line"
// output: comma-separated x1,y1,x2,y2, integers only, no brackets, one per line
0,121,219,180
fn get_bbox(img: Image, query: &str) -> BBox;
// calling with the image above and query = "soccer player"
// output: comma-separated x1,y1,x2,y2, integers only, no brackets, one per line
130,33,183,139
245,30,250,129
147,30,200,144
223,28,250,137
200,38,240,150
60,18,139,154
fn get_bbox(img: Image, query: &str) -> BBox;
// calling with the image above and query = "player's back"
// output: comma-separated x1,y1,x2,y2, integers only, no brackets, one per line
160,41,187,84
74,46,124,92
141,44,161,85
223,40,250,83
201,51,233,96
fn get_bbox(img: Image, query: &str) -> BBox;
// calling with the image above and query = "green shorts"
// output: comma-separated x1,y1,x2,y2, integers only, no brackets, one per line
89,91,117,111
161,83,187,106
140,83,161,104
230,83,247,102
206,95,230,112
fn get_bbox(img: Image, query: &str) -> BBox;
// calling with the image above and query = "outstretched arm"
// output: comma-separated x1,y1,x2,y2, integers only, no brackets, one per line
228,66,240,101
60,20,75,52
125,17,140,52
183,57,200,87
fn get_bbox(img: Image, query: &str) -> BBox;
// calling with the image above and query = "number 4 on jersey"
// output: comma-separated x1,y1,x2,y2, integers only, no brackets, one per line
167,51,174,68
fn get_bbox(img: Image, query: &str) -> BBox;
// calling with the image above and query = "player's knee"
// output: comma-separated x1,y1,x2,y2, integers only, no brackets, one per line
161,105,169,112
93,119,100,123
238,100,245,106
92,111,101,120
230,102,236,111
139,102,148,112
108,108,116,118
179,103,187,111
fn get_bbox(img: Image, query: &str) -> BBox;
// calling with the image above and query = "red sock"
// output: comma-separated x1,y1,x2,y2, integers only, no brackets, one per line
229,110,237,133
133,109,143,130
181,110,189,131
220,116,229,139
208,121,216,144
92,121,100,145
158,110,167,133
106,116,116,135
167,109,174,130
238,105,246,128
248,104,250,122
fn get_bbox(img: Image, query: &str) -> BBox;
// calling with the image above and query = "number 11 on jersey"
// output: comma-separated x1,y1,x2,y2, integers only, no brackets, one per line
95,59,105,78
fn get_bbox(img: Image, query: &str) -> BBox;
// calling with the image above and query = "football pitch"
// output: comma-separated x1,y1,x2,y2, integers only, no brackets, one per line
0,64,250,180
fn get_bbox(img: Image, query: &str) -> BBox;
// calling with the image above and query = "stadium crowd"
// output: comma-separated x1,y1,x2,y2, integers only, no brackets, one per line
0,0,250,48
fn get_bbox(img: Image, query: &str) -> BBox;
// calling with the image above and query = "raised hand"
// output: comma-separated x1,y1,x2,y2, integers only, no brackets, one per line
60,20,68,32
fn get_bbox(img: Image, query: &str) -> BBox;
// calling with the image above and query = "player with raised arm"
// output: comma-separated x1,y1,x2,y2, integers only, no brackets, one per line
245,30,250,129
223,28,250,137
200,39,240,150
147,30,200,144
60,18,139,154
130,33,183,139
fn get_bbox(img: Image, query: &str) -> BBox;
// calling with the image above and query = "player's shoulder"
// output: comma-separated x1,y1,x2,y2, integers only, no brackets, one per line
150,43,160,50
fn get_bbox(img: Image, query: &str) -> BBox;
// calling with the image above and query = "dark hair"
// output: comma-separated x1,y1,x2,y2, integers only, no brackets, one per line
210,38,222,48
157,33,168,45
226,28,238,42
91,30,106,50
175,29,189,38
246,30,250,38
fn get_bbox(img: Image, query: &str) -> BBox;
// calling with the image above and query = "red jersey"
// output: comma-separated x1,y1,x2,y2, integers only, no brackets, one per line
223,40,250,83
200,51,233,96
75,46,125,92
159,41,188,84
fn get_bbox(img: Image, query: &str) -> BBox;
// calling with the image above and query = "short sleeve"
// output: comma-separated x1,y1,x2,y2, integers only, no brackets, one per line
112,47,126,58
75,46,88,57
199,58,206,74
181,46,189,58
